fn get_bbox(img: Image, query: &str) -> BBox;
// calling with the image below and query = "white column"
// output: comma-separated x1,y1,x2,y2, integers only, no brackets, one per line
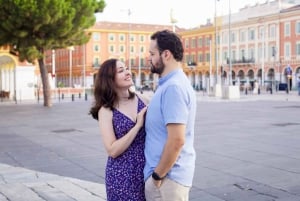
9,68,14,99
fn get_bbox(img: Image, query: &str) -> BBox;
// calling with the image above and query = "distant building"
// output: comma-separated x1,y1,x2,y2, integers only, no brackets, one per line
0,45,37,101
1,0,300,102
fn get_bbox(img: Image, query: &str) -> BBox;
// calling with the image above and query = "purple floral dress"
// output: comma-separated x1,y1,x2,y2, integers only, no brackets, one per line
105,96,146,201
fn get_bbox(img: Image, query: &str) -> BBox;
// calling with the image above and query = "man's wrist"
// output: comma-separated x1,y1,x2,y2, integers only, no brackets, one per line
152,171,165,181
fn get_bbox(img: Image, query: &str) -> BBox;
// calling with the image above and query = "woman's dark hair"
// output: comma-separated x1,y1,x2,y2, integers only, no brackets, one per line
89,58,134,120
150,29,184,61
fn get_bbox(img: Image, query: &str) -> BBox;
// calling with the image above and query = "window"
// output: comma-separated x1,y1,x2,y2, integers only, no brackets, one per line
140,58,145,66
296,42,300,56
269,25,276,38
94,45,99,52
191,38,196,48
239,29,246,42
249,48,255,60
205,37,210,46
109,45,115,53
108,34,115,41
130,34,135,42
198,53,203,62
231,32,235,43
93,57,100,67
185,39,189,48
248,28,255,41
271,46,276,57
198,38,203,47
258,46,264,61
191,54,195,63
296,21,300,35
232,50,236,61
119,34,125,41
140,46,145,53
206,53,210,62
222,32,228,44
240,49,245,60
93,33,100,41
284,23,290,36
130,45,135,53
140,35,145,42
259,26,264,40
223,51,228,61
130,58,134,66
284,42,290,57
119,45,125,53
185,55,189,63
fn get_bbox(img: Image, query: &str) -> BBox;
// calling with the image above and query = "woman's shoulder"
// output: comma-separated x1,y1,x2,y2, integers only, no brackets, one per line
136,93,150,105
98,106,113,119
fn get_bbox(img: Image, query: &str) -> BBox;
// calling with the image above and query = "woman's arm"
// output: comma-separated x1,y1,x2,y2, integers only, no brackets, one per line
98,106,147,158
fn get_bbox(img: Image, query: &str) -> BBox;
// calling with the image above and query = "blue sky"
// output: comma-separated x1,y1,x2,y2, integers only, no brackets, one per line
96,0,267,28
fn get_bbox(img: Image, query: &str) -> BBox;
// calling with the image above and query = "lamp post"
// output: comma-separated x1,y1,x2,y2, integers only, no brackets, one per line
121,9,132,70
83,44,86,95
228,0,232,86
137,52,141,88
215,0,219,84
68,46,74,88
261,24,265,87
209,39,212,93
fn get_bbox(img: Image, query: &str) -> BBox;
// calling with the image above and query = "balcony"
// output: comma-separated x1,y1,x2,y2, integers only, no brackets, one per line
187,61,197,66
226,57,255,64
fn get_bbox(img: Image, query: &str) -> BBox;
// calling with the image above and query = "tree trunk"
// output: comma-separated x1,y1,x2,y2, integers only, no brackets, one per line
38,58,52,107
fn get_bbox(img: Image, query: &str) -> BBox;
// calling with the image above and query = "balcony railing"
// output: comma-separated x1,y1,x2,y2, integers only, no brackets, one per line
187,61,197,66
226,57,255,64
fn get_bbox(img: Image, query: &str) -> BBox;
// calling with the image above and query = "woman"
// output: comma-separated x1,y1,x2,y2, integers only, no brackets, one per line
89,58,148,201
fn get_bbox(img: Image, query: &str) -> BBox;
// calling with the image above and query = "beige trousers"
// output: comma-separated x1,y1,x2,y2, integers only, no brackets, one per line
145,177,190,201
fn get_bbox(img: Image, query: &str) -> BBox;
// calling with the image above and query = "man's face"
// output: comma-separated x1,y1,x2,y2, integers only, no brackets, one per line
148,40,165,75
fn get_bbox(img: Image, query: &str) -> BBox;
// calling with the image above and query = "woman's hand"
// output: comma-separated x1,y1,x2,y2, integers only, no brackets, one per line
136,106,147,129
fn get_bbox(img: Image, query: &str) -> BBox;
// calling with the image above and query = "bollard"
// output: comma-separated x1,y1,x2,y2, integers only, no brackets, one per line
270,87,272,94
258,88,260,95
62,93,64,99
79,93,81,99
72,94,74,101
85,93,88,101
245,88,248,95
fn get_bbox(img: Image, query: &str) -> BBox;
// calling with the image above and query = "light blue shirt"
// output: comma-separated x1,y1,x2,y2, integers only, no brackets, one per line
144,68,196,186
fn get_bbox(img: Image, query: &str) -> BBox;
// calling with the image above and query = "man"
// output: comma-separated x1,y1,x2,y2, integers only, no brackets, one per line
144,30,197,201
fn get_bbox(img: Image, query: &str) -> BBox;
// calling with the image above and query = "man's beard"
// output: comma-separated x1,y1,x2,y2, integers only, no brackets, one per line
150,57,165,75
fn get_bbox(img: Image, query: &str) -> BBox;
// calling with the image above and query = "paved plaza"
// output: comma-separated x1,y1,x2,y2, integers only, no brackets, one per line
0,91,299,200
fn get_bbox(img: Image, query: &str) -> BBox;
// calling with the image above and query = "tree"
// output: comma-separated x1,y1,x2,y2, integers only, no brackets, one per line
0,0,106,107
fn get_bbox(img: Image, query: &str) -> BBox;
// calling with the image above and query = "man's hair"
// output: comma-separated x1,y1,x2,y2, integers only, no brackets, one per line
150,30,184,62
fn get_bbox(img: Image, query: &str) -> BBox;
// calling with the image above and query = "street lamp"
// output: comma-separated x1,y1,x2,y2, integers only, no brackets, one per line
83,43,86,95
121,9,132,70
68,46,74,88
209,39,212,94
228,0,232,86
215,0,219,84
51,49,56,88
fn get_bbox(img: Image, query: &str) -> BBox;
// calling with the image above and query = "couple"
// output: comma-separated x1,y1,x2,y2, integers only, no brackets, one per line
90,30,197,201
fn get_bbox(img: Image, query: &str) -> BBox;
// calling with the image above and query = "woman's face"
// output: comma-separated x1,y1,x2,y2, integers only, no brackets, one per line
114,61,133,88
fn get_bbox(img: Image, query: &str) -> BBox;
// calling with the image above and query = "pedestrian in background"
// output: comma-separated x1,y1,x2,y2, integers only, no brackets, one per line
144,30,197,201
89,58,148,201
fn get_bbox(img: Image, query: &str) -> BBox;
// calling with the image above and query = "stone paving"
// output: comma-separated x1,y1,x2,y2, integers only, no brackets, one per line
0,90,299,201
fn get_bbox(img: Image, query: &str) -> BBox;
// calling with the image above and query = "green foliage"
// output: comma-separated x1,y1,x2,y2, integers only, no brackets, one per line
0,0,106,63
57,81,64,88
